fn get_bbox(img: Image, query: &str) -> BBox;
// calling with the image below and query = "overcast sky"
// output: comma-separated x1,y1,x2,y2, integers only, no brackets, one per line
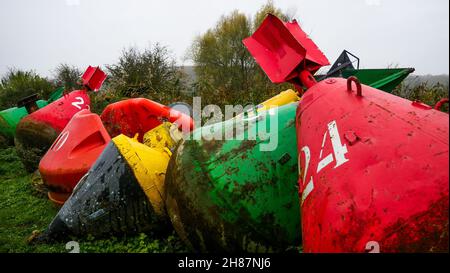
0,0,448,78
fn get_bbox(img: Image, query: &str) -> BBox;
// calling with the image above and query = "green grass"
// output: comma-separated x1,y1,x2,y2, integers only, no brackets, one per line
0,147,188,253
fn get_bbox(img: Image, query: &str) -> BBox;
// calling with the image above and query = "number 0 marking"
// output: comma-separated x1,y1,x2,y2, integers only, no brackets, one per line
53,131,69,151
71,96,84,110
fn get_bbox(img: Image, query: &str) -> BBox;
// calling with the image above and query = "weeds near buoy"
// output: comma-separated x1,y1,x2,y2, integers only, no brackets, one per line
0,146,187,253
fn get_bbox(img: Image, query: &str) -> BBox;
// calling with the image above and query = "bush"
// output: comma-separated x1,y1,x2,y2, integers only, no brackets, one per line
393,82,449,113
0,69,56,109
89,87,123,115
106,44,190,106
52,63,82,91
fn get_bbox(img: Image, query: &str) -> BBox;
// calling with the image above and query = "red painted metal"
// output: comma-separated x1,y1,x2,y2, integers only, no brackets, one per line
100,98,194,142
17,66,105,134
245,14,449,253
243,14,329,88
14,89,92,172
296,78,449,252
347,76,362,96
14,66,106,172
434,98,449,111
39,109,111,205
22,90,91,133
81,66,107,92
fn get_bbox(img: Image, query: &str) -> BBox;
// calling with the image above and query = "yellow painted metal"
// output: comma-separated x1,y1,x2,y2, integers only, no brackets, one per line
257,89,299,111
143,122,182,152
112,122,180,217
235,89,299,121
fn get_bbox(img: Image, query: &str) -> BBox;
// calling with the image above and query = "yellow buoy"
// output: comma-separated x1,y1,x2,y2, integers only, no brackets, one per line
113,122,182,217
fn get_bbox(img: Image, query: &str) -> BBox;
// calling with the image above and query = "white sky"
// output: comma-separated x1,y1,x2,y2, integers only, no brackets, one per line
0,0,448,77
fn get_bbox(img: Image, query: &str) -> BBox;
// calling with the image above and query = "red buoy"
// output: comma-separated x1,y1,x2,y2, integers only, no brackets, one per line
100,98,194,142
39,109,111,205
15,90,91,172
296,78,449,252
14,66,106,172
245,14,449,253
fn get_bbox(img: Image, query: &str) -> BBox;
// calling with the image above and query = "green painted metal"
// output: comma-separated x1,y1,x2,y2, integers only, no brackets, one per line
0,100,47,142
47,86,65,103
165,102,300,252
342,68,414,92
0,87,65,144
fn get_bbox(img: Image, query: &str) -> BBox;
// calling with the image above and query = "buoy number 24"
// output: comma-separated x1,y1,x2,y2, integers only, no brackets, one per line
299,120,349,205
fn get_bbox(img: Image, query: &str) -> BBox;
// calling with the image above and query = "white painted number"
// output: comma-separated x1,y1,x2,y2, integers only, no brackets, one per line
299,146,314,206
65,241,80,253
53,131,70,151
300,146,310,182
365,241,380,253
328,121,349,168
300,120,349,206
71,96,84,110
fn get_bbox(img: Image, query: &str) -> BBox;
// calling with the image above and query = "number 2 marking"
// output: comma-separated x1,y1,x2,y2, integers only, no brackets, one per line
71,96,84,110
299,146,314,206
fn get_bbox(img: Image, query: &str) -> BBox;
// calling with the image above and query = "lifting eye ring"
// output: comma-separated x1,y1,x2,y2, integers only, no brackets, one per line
347,76,362,97
434,98,449,111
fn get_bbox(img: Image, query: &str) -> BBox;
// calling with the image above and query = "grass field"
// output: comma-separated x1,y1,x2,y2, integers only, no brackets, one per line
0,147,188,253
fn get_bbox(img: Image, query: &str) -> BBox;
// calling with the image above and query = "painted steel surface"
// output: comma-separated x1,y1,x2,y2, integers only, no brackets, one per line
243,14,329,87
255,89,299,111
296,78,449,252
39,123,182,240
39,109,111,205
14,66,105,172
14,90,91,172
165,102,301,252
114,123,182,217
81,66,107,92
100,98,194,143
0,87,65,143
39,141,164,240
0,100,47,143
342,68,415,92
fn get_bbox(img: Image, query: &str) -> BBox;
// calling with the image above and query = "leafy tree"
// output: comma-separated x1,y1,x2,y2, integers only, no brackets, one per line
53,63,82,91
253,0,288,29
0,69,55,109
106,44,187,105
190,1,292,106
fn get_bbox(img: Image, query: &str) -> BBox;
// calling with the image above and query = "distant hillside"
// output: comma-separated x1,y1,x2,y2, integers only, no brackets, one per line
180,66,449,88
179,66,196,85
403,74,449,88
179,66,449,89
